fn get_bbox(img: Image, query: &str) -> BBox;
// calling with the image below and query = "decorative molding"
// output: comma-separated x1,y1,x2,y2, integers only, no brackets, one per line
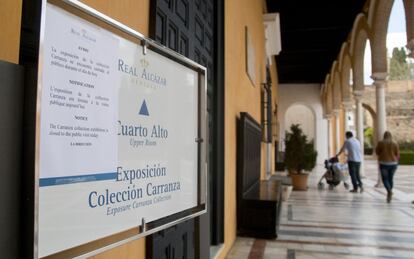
342,101,354,111
263,13,282,58
353,90,364,99
370,72,388,81
370,72,388,90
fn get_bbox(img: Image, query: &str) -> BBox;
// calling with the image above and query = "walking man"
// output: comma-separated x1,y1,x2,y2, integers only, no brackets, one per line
337,131,363,193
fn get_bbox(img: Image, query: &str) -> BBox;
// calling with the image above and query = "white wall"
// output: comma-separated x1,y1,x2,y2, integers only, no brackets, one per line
285,104,315,142
278,84,328,165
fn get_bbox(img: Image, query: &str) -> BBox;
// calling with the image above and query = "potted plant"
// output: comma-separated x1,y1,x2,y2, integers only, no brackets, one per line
284,124,317,190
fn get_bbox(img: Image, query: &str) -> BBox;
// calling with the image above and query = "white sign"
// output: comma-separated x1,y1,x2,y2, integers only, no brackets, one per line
245,26,256,86
38,4,200,257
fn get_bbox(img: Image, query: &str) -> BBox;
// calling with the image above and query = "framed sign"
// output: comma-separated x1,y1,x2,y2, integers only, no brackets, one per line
35,1,207,257
245,26,256,87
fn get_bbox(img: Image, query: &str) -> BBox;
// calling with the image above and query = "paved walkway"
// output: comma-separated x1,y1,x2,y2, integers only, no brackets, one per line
227,160,414,259
364,157,414,198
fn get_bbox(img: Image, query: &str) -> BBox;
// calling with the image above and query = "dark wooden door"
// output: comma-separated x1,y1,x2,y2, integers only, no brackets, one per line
148,0,224,258
147,220,195,259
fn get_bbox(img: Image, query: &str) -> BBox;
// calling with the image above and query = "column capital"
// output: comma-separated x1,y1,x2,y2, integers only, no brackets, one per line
371,72,388,86
353,90,364,100
343,102,354,112
342,101,353,111
332,109,340,117
371,72,388,80
353,82,365,92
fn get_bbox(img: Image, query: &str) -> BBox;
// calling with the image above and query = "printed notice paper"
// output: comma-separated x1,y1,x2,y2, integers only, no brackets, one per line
40,5,118,181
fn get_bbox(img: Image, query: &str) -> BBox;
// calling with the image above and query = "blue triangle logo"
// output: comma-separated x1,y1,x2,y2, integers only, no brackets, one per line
139,100,149,116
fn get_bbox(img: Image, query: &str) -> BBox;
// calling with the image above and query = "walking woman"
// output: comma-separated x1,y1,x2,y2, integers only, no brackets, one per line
375,131,400,203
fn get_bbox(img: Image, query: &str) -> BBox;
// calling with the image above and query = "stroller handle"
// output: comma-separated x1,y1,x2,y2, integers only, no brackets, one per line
329,156,339,163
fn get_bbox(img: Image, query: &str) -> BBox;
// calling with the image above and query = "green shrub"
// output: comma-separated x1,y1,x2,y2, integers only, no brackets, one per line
398,141,414,151
303,141,317,171
399,151,414,165
364,148,373,155
364,127,374,148
284,124,317,173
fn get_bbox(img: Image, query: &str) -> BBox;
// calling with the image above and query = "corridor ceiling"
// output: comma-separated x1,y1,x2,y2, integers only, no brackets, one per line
266,0,367,84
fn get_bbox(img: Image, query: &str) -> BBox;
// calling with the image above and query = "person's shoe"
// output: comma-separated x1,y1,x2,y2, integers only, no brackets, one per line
350,189,358,193
387,191,393,203
359,186,364,193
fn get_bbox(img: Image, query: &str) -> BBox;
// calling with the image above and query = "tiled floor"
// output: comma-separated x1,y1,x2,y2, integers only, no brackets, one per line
226,159,414,259
364,157,414,198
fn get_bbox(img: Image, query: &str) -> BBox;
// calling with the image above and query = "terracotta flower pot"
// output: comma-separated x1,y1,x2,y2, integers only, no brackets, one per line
290,173,309,191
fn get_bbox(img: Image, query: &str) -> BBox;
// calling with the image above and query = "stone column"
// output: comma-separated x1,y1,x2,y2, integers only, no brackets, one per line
372,73,388,142
333,110,341,153
344,110,350,132
372,73,388,186
326,115,332,156
353,93,364,146
343,102,353,131
354,92,365,177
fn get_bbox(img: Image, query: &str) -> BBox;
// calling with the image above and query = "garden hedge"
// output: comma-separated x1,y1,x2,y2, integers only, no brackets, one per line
399,151,414,165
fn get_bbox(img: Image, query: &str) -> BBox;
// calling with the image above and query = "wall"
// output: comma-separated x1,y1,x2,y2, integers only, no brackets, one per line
0,0,22,63
363,80,414,142
285,104,315,141
80,0,149,37
220,0,277,257
278,84,328,165
270,60,279,174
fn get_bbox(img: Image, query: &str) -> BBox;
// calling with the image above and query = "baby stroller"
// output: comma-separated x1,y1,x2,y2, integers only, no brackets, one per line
318,156,350,190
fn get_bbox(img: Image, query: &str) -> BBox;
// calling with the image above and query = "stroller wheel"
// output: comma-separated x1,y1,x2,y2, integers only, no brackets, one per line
318,182,324,190
344,183,350,190
329,185,334,190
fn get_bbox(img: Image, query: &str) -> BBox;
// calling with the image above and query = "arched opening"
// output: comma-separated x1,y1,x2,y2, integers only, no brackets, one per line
349,14,369,91
347,68,355,131
387,0,409,81
385,0,414,144
285,104,316,143
363,40,374,86
362,103,377,155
